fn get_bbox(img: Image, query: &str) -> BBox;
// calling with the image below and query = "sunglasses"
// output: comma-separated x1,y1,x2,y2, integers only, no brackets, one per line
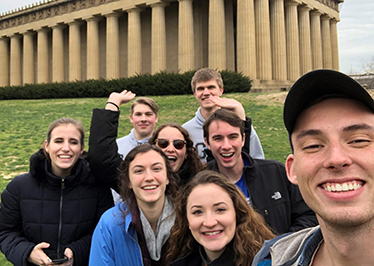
155,138,186,150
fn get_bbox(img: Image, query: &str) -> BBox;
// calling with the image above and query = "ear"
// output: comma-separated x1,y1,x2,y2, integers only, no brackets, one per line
219,87,224,96
241,133,245,148
204,137,210,150
130,114,134,124
128,182,133,189
166,179,169,185
44,140,49,153
286,154,298,185
155,115,159,124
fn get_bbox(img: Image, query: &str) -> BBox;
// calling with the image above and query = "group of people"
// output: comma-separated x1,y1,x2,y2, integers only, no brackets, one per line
0,67,372,266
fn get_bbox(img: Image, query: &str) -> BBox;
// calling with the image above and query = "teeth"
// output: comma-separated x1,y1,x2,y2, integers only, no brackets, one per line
143,186,157,190
204,231,221,236
324,182,362,192
167,156,177,162
221,153,233,157
59,155,71,159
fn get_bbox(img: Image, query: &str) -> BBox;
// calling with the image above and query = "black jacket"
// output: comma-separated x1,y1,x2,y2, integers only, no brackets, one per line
208,152,318,235
0,149,113,266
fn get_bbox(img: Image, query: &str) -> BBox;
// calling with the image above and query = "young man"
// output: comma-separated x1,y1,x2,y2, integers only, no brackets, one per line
203,108,317,235
183,68,264,162
89,90,158,202
253,69,374,265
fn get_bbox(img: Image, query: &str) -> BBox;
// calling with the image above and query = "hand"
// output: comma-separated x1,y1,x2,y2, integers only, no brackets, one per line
59,248,74,266
28,242,54,265
106,90,136,111
208,95,246,120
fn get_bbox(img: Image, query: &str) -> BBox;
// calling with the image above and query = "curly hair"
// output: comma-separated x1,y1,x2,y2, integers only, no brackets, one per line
167,170,275,265
149,122,206,183
118,144,179,217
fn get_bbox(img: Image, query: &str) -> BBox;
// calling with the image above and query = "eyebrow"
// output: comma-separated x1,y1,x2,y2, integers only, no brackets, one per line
190,202,228,209
296,124,374,141
132,162,163,169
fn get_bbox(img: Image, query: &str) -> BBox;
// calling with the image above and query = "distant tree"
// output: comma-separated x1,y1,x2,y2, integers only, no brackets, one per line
362,56,374,73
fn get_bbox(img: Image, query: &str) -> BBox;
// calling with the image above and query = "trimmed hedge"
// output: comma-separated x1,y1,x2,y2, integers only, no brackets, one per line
0,70,252,100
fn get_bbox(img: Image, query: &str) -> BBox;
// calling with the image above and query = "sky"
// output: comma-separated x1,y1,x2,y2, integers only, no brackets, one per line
0,0,373,74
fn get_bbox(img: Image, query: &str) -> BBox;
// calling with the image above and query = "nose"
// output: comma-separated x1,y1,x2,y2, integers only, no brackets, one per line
203,87,210,95
140,114,147,121
221,137,231,150
62,141,70,151
323,144,352,171
144,169,155,182
164,141,174,152
203,212,218,227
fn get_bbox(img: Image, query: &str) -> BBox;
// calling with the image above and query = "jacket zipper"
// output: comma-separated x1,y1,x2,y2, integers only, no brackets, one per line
57,178,65,254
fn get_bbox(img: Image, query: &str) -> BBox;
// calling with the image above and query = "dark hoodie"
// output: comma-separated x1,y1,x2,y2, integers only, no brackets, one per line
0,149,113,266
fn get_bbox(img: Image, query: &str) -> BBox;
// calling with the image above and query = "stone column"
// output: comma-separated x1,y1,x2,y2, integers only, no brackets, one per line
105,12,121,80
270,0,287,81
22,31,35,85
36,28,50,84
321,15,332,69
178,0,194,73
298,5,312,75
151,2,168,74
209,0,226,70
9,34,22,86
285,0,300,81
310,10,323,69
127,8,143,77
85,16,101,80
51,24,65,83
237,0,256,79
330,18,339,71
0,37,10,87
68,20,83,81
255,0,272,80
225,0,235,71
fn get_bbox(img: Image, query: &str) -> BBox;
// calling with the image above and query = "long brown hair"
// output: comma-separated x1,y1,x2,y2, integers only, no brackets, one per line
118,144,179,216
167,170,275,265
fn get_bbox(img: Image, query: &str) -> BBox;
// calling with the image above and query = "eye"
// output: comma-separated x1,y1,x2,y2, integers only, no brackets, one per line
153,166,163,172
302,144,323,151
212,136,222,141
192,209,202,215
216,207,227,213
133,168,143,174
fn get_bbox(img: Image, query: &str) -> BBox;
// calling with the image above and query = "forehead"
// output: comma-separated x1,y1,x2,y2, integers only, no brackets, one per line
187,183,232,206
208,120,241,136
132,103,154,114
195,79,220,88
50,124,81,138
292,98,374,135
158,126,184,139
130,150,165,166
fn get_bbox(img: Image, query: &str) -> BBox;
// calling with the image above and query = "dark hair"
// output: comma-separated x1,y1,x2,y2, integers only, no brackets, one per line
167,170,274,265
149,122,205,182
191,68,224,93
43,117,85,161
118,144,179,216
203,109,245,145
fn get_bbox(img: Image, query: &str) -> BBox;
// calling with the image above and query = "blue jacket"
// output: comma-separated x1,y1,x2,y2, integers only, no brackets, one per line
89,202,143,265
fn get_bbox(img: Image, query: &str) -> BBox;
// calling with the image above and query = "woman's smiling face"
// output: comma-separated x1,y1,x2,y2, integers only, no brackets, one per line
186,183,236,262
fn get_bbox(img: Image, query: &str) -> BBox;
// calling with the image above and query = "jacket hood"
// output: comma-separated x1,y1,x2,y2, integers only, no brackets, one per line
29,148,93,187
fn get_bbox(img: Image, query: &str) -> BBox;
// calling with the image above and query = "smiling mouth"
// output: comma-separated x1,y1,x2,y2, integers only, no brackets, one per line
221,152,233,158
143,185,157,190
322,181,364,192
203,230,222,236
167,156,177,163
58,155,72,159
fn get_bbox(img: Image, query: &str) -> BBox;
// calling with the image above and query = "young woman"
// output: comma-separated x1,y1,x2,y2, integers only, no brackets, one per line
149,122,206,186
0,118,113,266
89,144,179,266
167,170,275,266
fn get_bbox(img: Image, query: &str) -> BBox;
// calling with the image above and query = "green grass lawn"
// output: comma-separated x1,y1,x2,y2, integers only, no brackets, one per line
0,91,290,265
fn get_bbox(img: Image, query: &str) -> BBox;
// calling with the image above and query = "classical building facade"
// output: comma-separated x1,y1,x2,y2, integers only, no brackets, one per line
0,0,343,90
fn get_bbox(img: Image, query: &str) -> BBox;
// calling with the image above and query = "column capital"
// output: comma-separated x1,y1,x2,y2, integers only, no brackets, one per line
83,15,102,22
66,19,84,26
35,27,50,33
149,1,170,8
126,7,144,13
285,0,301,5
103,11,122,17
20,30,36,36
310,9,323,16
321,14,332,20
178,0,194,2
8,33,22,39
298,4,312,11
50,23,67,30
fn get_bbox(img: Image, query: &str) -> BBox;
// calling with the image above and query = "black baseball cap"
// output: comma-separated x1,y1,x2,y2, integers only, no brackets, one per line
283,69,374,134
